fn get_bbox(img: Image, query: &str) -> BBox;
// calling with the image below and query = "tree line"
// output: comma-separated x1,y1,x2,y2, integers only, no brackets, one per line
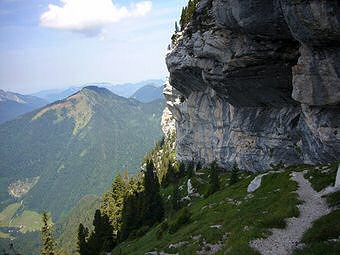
76,159,164,255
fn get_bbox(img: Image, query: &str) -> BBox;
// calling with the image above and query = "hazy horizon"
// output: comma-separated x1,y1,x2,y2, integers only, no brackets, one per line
0,77,165,95
0,0,186,94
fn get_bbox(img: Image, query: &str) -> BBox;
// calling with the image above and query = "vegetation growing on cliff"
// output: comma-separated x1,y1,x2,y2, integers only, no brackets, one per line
171,0,200,46
180,0,200,30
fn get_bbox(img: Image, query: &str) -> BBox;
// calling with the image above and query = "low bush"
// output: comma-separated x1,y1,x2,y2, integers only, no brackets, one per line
168,208,192,234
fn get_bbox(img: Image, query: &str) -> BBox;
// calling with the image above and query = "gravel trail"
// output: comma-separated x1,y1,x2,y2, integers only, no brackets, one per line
250,171,330,255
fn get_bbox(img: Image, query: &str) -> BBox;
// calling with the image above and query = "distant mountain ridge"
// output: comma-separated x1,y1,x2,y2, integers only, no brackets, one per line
0,86,164,220
131,85,164,103
31,79,164,103
106,79,163,98
0,89,48,124
31,87,80,103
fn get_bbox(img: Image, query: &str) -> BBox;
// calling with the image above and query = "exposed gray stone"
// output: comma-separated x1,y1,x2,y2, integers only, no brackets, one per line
247,173,268,193
163,0,340,171
336,165,340,188
161,80,180,137
187,178,196,195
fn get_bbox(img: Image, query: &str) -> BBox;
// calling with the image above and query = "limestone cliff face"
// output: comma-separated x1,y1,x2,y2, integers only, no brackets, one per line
163,0,340,171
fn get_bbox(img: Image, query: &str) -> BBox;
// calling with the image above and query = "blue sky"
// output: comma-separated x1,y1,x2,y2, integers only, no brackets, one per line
0,0,187,94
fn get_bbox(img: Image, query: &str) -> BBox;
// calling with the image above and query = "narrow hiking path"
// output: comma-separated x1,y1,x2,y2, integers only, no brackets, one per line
250,171,330,255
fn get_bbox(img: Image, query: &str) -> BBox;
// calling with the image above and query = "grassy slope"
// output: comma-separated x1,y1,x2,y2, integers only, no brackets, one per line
0,201,42,251
112,163,339,255
292,163,340,255
11,210,42,233
0,202,42,232
113,169,297,254
0,203,21,226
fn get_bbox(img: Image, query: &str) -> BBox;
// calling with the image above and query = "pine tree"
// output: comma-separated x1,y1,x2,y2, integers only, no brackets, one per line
142,159,164,225
77,224,88,255
101,174,127,234
179,0,199,30
120,160,165,241
206,161,220,196
178,161,186,176
87,210,101,254
163,161,176,187
180,6,187,30
41,212,56,255
87,209,115,254
111,175,126,231
175,21,180,33
229,163,239,185
119,191,142,241
187,161,195,178
171,184,181,212
101,214,115,252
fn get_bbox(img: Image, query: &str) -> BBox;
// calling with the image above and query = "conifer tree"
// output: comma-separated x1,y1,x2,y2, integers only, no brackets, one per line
163,161,176,187
111,175,126,231
101,214,115,252
171,184,181,212
187,161,195,178
119,191,142,241
229,163,239,185
120,160,164,241
206,161,220,196
179,0,199,30
41,212,56,255
100,174,127,234
178,161,186,175
87,209,115,254
77,224,88,255
142,159,164,226
180,6,187,30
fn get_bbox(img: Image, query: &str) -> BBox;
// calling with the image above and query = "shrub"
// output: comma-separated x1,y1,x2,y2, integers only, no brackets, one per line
229,163,239,186
156,221,169,240
168,208,192,234
205,161,220,197
135,226,150,238
187,161,195,178
171,185,181,212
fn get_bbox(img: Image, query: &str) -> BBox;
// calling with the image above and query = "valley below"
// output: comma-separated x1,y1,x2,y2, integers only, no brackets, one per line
0,0,339,254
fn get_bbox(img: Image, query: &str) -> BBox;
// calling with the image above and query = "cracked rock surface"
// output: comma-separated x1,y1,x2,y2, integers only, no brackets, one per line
163,0,340,171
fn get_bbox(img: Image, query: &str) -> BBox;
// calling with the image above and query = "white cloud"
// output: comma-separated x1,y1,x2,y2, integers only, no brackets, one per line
40,0,152,36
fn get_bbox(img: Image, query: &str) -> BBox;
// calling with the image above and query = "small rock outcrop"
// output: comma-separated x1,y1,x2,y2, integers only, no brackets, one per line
336,165,340,188
163,0,340,171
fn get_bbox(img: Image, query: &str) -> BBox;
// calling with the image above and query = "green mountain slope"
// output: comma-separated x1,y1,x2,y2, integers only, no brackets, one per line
57,195,101,254
0,89,48,124
131,85,164,103
0,86,163,219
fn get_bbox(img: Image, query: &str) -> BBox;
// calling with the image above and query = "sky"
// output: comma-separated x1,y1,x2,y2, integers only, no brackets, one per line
0,0,187,94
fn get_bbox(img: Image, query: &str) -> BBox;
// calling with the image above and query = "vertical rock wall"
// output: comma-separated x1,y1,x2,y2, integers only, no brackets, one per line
163,0,340,171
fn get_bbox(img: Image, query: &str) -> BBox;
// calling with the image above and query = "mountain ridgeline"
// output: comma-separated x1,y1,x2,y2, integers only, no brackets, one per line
0,86,164,220
131,85,164,103
0,89,48,124
32,79,164,103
